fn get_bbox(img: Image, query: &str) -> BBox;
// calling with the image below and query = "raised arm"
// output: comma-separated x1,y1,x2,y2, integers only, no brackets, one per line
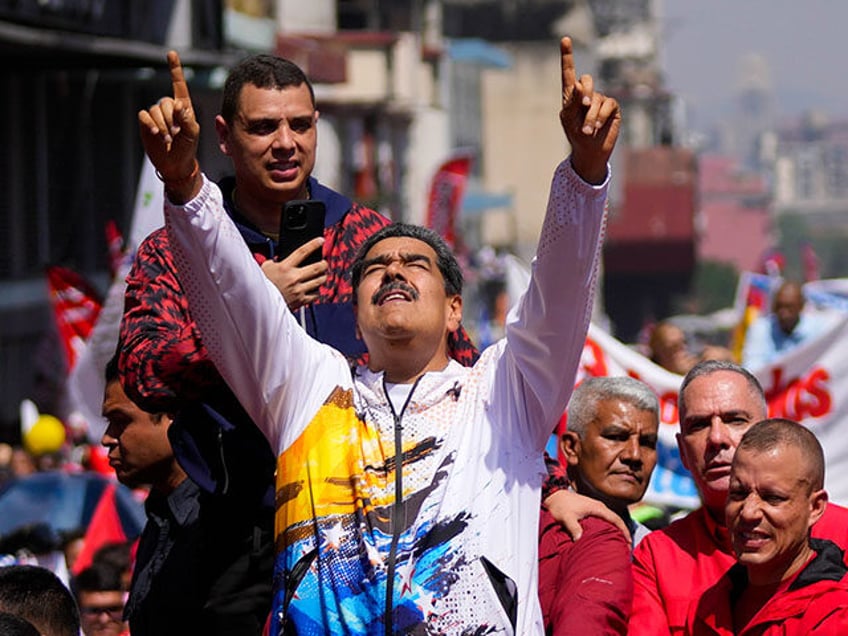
559,36,621,184
137,52,345,450
137,51,202,203
503,37,620,451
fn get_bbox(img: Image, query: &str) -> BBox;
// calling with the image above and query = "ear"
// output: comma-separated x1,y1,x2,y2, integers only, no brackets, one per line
215,115,231,156
560,431,581,468
809,488,829,527
446,295,463,333
676,431,691,472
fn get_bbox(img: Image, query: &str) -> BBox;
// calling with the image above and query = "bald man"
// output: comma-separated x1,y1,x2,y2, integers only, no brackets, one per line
742,281,831,369
686,419,848,634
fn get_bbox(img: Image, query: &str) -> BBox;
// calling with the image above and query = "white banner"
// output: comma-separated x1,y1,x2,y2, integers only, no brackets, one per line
575,315,848,509
66,157,164,442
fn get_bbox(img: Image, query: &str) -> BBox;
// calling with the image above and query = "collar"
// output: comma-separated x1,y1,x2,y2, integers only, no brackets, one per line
725,538,846,600
218,175,353,234
698,505,734,554
145,478,201,528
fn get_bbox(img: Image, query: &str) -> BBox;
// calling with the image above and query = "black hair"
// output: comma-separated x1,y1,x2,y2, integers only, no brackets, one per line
350,223,463,302
72,560,125,598
221,54,315,123
0,565,80,636
0,612,39,636
104,352,119,384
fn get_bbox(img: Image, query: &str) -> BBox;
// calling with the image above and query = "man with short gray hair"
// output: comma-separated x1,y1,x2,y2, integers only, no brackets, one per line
539,376,659,634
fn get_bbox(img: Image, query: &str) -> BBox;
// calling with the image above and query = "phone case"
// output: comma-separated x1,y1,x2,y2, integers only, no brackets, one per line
277,199,326,265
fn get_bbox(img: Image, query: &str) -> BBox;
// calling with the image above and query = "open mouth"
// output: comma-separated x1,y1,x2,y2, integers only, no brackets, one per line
268,160,299,178
373,282,418,306
736,529,770,549
378,290,411,304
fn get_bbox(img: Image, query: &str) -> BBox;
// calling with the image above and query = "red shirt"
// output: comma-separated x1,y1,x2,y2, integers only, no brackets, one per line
630,503,848,635
538,508,632,635
686,539,848,635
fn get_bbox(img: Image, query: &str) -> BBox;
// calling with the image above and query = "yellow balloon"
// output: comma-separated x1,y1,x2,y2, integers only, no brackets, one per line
23,414,66,456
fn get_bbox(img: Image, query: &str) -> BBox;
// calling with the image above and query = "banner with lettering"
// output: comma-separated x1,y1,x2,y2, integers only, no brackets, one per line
577,314,848,509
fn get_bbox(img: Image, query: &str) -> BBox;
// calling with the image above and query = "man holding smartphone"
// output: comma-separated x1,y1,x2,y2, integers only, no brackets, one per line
117,54,476,632
138,36,620,633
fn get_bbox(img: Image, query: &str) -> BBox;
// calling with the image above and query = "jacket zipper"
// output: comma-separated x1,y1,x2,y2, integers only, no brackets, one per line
384,376,421,636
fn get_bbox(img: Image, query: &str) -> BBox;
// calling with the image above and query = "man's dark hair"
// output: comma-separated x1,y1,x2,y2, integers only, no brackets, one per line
678,359,766,424
71,560,125,599
103,354,168,424
350,223,463,301
0,612,39,636
738,418,825,492
221,54,315,123
105,352,119,384
0,565,80,636
91,541,133,584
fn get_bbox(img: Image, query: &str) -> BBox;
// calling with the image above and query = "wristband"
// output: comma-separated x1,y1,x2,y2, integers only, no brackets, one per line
156,159,199,189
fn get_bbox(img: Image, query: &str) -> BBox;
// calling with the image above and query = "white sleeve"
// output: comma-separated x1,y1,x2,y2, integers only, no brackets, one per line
502,158,608,451
163,176,348,452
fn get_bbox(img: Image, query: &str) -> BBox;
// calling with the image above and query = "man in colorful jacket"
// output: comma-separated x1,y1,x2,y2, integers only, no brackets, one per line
686,418,848,635
119,54,477,513
137,35,620,634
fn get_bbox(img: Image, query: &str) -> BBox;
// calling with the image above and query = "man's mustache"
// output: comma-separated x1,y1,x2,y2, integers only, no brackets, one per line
372,280,419,305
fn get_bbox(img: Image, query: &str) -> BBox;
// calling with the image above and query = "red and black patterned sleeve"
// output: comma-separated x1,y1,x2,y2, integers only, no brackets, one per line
448,327,479,367
118,228,223,412
542,452,571,502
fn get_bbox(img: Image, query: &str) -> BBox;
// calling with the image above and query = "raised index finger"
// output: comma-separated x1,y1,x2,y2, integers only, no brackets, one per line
167,50,190,101
560,36,576,104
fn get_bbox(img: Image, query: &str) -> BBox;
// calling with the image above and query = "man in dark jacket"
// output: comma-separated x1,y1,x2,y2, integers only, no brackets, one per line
101,355,272,635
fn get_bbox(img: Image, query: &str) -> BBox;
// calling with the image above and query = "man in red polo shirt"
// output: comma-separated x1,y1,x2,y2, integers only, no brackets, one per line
630,360,848,635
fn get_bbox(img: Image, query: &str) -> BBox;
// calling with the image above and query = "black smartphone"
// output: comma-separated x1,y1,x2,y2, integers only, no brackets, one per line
277,199,326,265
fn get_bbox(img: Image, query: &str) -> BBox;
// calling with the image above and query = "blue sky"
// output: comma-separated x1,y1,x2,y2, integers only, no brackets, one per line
661,0,847,130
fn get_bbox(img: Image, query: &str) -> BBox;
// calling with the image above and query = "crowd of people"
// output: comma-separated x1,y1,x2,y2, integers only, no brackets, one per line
0,35,846,635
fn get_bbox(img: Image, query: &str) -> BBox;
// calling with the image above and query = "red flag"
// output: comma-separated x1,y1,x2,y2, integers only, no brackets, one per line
71,482,128,575
45,266,103,371
425,153,473,248
759,248,785,277
802,242,821,282
104,220,125,279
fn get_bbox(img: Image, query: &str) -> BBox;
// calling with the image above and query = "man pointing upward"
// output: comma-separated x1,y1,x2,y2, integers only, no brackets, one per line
139,37,619,634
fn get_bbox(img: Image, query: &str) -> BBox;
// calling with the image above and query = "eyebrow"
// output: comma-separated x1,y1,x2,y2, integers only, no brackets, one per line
360,252,432,270
682,409,751,426
241,112,314,124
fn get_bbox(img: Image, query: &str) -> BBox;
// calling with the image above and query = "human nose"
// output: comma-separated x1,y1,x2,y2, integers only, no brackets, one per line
621,436,642,464
706,417,731,448
101,425,117,447
382,258,407,281
738,494,763,522
272,123,295,150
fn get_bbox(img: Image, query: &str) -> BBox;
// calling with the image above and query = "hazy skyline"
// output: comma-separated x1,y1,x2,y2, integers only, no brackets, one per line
661,0,847,131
